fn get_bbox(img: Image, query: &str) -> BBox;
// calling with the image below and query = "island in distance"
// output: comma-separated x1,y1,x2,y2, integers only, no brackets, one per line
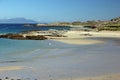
0,18,38,24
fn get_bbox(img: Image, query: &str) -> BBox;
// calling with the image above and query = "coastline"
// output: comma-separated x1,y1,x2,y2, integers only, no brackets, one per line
0,30,120,45
0,32,120,80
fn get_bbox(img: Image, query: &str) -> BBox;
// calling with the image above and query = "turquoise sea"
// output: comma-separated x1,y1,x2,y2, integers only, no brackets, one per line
0,24,120,80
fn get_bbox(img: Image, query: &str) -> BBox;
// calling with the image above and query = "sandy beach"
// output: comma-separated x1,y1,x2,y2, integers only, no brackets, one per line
0,30,120,80
50,31,120,45
1,0,120,79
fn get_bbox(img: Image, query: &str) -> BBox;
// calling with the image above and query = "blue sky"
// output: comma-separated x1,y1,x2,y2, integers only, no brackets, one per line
0,0,120,22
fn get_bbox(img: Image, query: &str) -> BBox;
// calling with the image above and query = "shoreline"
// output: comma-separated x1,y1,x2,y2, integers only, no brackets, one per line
0,31,120,80
0,30,120,45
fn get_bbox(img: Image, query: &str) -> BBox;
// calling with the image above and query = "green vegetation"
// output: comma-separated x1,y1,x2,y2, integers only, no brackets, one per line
37,17,120,31
97,26,120,31
59,17,120,31
97,17,120,31
51,21,100,27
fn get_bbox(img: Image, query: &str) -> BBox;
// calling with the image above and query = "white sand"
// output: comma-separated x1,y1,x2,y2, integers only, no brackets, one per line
63,31,120,38
51,31,120,45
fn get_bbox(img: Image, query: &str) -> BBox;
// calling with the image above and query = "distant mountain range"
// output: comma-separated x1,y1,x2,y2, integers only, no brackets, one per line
0,18,38,24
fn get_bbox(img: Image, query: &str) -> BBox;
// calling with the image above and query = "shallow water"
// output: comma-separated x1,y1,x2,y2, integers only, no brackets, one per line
0,38,120,80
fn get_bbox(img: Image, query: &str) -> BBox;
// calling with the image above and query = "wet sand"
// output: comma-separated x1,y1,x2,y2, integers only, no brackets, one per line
73,74,120,80
0,66,24,71
52,38,104,45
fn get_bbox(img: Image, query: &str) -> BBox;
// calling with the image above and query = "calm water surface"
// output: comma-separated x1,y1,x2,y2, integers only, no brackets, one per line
0,38,120,79
0,24,120,79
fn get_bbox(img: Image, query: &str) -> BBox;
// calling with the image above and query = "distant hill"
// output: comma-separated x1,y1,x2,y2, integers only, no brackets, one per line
97,17,120,31
0,18,37,24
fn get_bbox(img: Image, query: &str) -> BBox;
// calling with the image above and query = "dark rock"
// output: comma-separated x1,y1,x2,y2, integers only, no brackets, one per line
0,34,47,40
5,77,9,79
0,34,25,40
26,35,47,40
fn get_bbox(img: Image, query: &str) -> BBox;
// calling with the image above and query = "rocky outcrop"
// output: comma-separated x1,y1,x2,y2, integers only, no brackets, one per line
0,34,47,40
25,35,47,40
